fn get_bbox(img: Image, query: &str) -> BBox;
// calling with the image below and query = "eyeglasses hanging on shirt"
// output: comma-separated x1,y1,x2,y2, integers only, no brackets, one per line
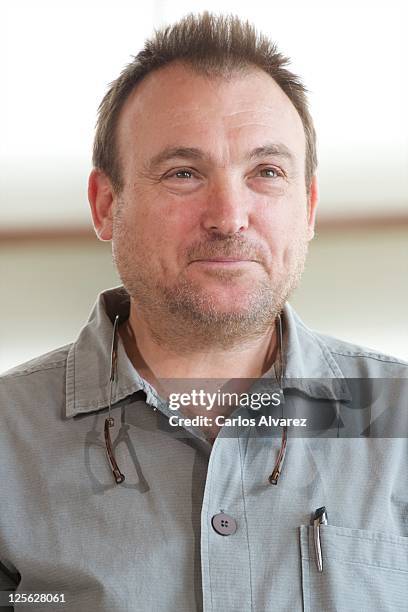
104,312,288,485
268,312,287,485
104,314,125,484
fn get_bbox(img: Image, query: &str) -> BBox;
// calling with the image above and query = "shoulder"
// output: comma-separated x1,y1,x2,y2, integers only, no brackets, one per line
0,346,73,430
315,332,408,378
0,345,71,408
0,344,70,380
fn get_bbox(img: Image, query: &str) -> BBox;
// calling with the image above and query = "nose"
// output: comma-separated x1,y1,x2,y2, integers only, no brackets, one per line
201,175,249,235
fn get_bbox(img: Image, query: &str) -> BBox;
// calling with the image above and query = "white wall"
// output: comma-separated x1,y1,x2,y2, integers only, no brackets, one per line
291,226,408,358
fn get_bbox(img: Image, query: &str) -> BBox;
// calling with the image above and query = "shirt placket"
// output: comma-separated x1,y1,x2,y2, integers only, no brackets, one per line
200,429,253,612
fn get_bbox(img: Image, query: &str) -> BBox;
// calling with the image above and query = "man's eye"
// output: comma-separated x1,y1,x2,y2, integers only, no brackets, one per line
167,169,194,179
259,167,282,179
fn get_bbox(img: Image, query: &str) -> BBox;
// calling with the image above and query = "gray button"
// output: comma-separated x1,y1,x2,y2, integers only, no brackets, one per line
211,511,237,536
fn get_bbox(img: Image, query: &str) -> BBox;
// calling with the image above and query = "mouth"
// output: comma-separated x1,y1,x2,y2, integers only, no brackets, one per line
189,258,258,267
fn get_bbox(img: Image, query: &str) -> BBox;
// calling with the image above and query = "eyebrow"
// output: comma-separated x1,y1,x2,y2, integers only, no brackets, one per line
145,142,296,172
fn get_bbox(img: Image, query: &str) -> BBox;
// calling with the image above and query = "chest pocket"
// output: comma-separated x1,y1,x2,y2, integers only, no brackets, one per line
300,525,408,612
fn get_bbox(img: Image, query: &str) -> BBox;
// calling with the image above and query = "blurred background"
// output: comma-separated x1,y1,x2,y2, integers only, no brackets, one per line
1,0,407,372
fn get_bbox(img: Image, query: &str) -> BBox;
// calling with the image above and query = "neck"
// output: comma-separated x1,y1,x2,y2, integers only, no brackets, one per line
119,300,279,383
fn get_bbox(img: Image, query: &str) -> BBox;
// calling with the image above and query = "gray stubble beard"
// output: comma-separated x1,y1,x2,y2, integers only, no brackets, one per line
112,208,309,351
113,251,308,353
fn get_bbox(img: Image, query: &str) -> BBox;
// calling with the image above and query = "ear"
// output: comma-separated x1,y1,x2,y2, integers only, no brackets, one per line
306,174,318,240
88,169,115,241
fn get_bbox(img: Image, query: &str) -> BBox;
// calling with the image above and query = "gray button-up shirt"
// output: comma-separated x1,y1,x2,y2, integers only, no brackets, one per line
1,286,407,611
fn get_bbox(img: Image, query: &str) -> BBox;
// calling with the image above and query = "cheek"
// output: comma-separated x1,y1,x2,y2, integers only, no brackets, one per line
133,186,197,232
132,197,198,274
260,200,309,263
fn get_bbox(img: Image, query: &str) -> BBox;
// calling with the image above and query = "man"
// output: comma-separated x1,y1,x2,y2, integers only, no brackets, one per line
1,12,407,612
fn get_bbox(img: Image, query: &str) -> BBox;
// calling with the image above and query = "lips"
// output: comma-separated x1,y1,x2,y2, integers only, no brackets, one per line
192,258,253,262
187,238,263,266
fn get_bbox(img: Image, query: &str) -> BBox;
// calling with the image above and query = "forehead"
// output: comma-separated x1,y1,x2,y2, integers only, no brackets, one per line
116,62,306,165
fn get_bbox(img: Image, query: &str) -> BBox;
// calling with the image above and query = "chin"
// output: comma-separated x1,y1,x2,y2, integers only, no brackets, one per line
199,288,259,309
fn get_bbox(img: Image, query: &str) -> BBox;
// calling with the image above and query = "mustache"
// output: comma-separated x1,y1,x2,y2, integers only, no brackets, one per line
186,235,267,263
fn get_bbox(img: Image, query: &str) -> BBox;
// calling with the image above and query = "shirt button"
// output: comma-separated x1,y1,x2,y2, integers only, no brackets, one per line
211,511,237,536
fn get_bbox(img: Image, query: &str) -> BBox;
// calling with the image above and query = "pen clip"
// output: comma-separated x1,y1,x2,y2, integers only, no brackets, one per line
313,506,328,573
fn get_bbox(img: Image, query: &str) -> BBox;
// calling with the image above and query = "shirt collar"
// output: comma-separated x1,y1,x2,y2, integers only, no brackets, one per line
65,286,159,418
276,303,351,401
65,286,351,418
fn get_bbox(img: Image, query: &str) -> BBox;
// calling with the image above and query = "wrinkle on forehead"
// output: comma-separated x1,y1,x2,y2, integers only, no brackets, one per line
166,108,293,124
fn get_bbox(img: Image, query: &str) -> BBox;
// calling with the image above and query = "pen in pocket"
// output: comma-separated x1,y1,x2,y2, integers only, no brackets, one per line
313,506,328,572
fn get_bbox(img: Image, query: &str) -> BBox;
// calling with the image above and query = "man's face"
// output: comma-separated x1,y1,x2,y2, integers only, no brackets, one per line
106,62,317,342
